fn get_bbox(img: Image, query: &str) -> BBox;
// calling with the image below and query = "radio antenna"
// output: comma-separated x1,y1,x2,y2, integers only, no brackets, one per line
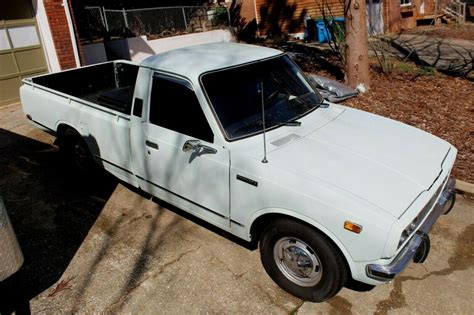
260,81,268,163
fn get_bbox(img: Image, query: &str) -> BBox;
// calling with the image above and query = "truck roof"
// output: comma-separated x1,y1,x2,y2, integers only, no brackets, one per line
141,42,283,78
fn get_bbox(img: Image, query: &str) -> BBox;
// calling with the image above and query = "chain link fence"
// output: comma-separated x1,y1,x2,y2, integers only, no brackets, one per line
82,6,230,42
81,6,107,41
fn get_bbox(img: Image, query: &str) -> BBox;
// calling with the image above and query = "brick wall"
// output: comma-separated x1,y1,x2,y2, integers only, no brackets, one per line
385,0,401,32
66,0,84,64
43,0,76,70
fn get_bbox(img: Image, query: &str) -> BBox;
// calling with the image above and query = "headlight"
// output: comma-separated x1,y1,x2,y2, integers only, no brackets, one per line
398,217,418,248
397,174,449,249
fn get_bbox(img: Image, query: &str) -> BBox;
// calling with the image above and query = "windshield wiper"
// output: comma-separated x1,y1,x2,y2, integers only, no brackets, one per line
232,119,263,135
317,101,329,108
232,117,300,137
278,120,301,127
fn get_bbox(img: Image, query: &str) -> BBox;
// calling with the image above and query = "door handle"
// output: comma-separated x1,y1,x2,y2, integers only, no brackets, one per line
145,140,159,150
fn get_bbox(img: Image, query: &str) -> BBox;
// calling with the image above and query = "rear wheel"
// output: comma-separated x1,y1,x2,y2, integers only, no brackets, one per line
259,218,347,302
58,130,94,173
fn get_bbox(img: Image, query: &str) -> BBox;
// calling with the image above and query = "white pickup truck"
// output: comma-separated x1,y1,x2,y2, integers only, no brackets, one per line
20,42,457,302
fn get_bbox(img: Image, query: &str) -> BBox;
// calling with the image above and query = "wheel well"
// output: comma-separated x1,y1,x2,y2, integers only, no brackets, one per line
57,124,79,139
55,124,81,147
250,213,353,280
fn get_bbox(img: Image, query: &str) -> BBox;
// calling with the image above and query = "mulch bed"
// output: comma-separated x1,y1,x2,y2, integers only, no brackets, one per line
344,69,474,184
289,46,473,183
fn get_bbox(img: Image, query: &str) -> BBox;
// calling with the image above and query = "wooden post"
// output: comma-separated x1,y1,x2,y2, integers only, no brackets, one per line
344,0,370,90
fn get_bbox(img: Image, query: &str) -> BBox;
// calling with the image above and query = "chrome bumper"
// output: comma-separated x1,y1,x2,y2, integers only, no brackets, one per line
366,177,456,281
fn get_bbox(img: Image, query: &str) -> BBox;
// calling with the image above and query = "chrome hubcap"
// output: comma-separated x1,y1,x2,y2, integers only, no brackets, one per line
273,237,322,287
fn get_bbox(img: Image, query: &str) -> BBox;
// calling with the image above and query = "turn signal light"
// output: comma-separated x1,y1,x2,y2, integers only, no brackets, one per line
344,221,362,234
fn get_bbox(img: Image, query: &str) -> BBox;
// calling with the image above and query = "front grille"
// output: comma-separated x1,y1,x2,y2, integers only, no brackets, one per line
413,175,447,229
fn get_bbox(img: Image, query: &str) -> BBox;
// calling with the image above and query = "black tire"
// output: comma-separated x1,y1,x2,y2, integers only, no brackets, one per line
259,219,347,302
58,130,94,174
345,279,375,292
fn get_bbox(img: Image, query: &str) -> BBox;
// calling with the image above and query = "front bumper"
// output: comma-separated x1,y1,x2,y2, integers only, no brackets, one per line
366,176,456,281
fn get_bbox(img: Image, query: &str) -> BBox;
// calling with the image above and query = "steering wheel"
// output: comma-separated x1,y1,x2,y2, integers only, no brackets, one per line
264,88,289,106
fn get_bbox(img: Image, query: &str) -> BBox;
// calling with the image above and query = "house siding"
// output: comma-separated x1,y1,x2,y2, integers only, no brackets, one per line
255,0,344,34
239,0,258,24
384,0,453,33
249,0,453,35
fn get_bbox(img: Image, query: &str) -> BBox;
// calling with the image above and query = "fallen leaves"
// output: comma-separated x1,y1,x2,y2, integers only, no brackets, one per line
48,276,75,297
291,45,473,183
344,70,474,183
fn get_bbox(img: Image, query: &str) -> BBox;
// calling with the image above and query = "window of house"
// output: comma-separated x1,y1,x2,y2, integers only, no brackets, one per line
400,0,412,6
149,74,214,143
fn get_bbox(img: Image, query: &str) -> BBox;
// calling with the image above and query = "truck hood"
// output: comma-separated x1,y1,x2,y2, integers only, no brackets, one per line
265,107,451,218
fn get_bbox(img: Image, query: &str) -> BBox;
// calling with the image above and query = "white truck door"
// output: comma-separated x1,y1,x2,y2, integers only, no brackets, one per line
131,73,230,226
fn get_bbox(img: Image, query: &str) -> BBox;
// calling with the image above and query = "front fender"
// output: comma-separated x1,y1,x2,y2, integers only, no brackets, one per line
247,207,358,279
230,153,393,263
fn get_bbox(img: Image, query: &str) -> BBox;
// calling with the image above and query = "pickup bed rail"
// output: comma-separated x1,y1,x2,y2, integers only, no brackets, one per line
26,61,138,115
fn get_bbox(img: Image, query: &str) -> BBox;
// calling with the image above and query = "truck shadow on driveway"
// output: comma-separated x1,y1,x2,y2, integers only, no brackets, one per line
0,127,254,313
0,128,117,314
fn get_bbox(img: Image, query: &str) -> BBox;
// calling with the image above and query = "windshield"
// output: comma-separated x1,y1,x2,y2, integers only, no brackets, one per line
201,55,324,140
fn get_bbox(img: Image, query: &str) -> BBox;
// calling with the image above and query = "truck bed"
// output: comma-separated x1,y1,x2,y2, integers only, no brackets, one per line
31,62,139,114
21,61,140,185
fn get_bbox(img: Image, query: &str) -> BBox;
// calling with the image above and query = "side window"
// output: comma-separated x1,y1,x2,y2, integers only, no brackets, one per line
149,74,214,143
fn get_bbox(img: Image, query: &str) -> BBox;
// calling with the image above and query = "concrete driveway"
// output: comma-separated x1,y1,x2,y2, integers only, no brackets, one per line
385,34,474,79
1,103,473,314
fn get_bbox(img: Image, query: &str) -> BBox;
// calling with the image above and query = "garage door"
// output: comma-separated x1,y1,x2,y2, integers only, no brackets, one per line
0,19,48,107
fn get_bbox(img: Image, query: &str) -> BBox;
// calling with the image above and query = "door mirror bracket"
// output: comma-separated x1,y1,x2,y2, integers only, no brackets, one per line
183,140,217,154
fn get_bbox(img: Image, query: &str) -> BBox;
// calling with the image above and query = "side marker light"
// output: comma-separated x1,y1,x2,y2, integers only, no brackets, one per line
344,221,362,234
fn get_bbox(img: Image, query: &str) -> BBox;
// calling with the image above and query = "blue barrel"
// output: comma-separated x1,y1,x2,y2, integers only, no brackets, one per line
316,18,345,43
316,20,331,43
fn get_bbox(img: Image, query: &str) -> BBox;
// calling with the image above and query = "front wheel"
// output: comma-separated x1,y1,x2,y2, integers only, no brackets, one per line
259,219,347,302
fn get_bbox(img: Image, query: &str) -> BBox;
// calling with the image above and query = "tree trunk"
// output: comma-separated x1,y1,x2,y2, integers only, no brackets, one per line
344,0,370,90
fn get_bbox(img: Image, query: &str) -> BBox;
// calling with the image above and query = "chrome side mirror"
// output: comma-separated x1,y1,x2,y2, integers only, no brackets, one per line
183,139,200,152
182,140,217,154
